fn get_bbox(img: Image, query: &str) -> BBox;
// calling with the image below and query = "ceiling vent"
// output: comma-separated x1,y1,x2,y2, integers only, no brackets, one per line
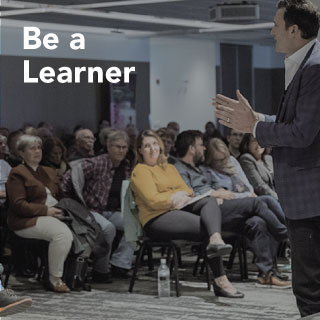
209,2,260,21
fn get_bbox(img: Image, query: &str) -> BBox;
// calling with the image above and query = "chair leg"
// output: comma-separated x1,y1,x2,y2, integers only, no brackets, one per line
238,243,244,280
172,244,180,297
227,245,237,270
242,237,248,280
4,261,13,288
129,243,146,293
193,252,201,276
204,256,211,291
147,246,154,271
176,247,182,267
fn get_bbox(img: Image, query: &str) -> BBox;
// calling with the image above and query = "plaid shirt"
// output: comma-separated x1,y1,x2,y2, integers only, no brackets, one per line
62,153,131,212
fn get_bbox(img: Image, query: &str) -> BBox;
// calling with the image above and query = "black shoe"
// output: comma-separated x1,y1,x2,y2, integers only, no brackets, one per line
0,289,32,316
213,282,245,299
91,270,112,284
206,243,232,258
111,265,130,279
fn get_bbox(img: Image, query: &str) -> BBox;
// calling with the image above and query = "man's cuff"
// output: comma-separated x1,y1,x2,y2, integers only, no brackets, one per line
257,113,265,121
253,113,265,137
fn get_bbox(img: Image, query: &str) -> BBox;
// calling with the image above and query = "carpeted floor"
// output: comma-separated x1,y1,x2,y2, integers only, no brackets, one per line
3,249,301,320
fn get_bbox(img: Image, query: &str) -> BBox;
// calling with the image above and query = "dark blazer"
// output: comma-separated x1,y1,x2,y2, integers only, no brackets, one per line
7,164,60,230
256,40,320,220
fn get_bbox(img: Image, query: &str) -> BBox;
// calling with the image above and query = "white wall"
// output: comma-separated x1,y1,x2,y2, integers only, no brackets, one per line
150,37,216,131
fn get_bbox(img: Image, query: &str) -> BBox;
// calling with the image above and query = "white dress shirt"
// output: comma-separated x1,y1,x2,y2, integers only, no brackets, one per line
284,39,316,89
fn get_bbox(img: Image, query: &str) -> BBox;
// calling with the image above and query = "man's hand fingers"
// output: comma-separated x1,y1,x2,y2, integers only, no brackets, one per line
216,94,237,105
236,90,251,108
215,104,233,114
218,119,233,128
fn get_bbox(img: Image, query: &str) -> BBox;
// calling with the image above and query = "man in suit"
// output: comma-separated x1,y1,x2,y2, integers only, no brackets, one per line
214,0,320,317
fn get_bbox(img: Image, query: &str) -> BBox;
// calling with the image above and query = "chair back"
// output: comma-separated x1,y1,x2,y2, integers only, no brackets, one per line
121,180,143,250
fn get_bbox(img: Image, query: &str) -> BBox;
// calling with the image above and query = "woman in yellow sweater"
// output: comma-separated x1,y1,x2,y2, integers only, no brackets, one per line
131,130,244,298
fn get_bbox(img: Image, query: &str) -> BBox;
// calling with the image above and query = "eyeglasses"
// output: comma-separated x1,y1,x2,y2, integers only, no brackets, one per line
111,144,128,151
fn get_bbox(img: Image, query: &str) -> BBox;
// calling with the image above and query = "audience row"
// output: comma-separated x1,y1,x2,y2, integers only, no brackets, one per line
0,120,290,297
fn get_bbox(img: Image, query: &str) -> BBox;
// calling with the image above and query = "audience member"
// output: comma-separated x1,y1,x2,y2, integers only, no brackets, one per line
97,127,114,155
94,120,110,153
68,129,95,163
42,137,68,180
174,130,290,287
0,134,8,160
37,121,53,133
125,126,138,167
0,286,32,317
23,124,37,136
157,128,177,164
36,127,53,142
131,130,244,298
166,121,180,138
203,121,223,146
205,138,288,276
225,128,244,159
239,134,278,200
7,130,23,167
0,127,9,138
155,127,167,137
6,135,73,293
61,130,134,281
0,135,11,205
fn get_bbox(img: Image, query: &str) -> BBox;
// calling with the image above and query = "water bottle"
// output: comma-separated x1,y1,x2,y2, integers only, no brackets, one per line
158,258,170,297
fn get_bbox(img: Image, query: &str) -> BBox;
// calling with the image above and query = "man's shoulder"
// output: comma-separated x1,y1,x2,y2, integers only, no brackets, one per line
174,159,185,169
174,159,191,173
84,153,109,165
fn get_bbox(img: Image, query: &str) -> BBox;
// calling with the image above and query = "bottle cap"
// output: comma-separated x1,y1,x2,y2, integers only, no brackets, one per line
160,258,166,264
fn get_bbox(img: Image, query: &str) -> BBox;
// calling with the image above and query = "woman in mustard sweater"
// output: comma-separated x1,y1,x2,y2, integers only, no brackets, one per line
131,130,244,298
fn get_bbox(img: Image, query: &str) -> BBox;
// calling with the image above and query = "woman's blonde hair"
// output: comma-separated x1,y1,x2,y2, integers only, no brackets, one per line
205,138,230,169
136,130,167,165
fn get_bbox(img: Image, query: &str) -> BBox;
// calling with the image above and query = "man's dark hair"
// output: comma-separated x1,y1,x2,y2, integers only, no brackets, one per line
175,130,203,158
277,0,320,39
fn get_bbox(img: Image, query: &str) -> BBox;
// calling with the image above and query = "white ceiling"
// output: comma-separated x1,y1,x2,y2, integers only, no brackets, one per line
0,0,284,45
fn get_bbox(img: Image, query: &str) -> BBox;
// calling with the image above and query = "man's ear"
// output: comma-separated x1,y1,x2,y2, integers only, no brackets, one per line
188,144,195,155
289,24,299,38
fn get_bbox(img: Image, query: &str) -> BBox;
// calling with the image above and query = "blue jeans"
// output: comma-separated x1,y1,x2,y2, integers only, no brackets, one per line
258,195,286,225
91,211,134,273
102,211,134,270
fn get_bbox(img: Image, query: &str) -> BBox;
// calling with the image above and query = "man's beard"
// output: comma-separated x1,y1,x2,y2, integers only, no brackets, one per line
194,153,204,166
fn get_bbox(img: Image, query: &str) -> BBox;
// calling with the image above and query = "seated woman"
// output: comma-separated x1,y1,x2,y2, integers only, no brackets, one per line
41,137,68,181
7,135,73,293
239,134,278,200
204,138,285,225
131,130,244,298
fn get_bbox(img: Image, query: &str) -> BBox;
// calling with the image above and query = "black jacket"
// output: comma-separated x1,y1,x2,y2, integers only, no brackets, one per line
56,198,108,258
